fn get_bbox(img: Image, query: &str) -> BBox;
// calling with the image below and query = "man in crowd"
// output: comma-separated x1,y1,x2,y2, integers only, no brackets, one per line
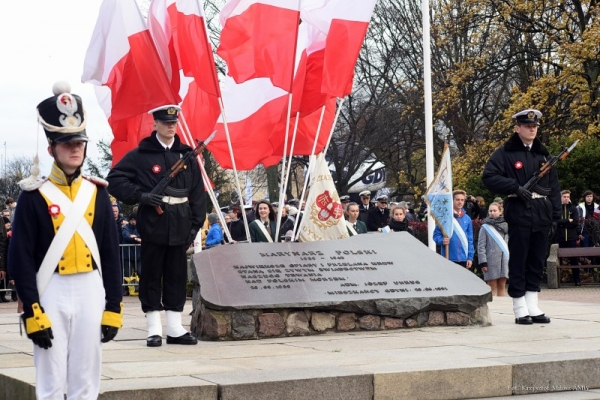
555,190,581,285
358,191,371,224
483,109,560,325
4,198,16,222
8,82,122,398
107,105,206,347
433,190,474,269
367,195,390,231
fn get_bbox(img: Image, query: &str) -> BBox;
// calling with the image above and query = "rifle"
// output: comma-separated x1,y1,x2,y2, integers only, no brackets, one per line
522,139,579,192
151,131,216,215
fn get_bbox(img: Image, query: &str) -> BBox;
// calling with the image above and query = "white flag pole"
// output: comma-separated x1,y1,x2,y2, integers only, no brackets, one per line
177,113,233,243
179,111,231,241
275,93,294,241
218,97,252,242
291,105,327,241
422,0,435,250
322,97,344,157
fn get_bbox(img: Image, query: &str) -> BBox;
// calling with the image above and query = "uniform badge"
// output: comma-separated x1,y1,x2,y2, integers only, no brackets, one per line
514,161,523,170
152,164,161,174
48,204,61,218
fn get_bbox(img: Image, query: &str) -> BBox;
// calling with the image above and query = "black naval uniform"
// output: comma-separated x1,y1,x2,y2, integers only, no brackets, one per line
107,132,206,313
367,206,390,232
482,133,561,298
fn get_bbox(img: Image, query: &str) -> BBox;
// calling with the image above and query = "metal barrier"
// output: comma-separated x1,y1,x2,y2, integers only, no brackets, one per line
0,276,15,301
120,244,141,293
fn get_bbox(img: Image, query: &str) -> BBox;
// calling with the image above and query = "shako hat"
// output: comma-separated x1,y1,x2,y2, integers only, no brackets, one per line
149,105,181,122
512,109,542,125
37,81,88,144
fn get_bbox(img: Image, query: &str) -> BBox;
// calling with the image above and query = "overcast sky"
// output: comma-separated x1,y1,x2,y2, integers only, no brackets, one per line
0,0,116,173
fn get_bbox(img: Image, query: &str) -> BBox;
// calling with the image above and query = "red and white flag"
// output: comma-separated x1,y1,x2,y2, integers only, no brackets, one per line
148,0,181,97
218,0,300,91
176,0,221,97
300,0,377,98
82,0,178,122
148,0,220,145
208,77,288,170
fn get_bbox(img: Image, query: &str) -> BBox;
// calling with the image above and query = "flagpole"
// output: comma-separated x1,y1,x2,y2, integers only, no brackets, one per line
422,0,436,250
275,93,294,241
177,113,233,243
322,97,344,157
292,105,327,241
275,3,301,242
218,97,252,242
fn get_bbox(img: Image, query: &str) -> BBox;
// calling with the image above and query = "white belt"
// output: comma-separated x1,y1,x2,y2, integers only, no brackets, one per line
507,193,547,199
162,196,188,205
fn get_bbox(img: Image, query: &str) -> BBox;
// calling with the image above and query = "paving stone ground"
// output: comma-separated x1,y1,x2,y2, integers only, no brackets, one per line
0,285,598,400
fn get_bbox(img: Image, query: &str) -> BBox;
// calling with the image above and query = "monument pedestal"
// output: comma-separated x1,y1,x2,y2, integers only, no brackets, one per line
192,233,492,341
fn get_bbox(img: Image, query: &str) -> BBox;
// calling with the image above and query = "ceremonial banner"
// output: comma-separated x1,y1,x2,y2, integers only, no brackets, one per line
425,144,453,238
298,154,349,241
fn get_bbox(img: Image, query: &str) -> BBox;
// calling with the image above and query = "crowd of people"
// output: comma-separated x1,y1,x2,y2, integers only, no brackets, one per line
2,84,599,399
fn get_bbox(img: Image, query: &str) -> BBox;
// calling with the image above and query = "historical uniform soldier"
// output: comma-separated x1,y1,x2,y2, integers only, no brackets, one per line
482,109,561,325
8,82,123,399
367,195,390,231
107,105,206,346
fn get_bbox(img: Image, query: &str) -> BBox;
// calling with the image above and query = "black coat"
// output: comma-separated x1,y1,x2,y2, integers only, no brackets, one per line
107,132,206,246
358,203,370,224
367,206,390,231
482,133,561,228
555,202,579,242
8,181,122,318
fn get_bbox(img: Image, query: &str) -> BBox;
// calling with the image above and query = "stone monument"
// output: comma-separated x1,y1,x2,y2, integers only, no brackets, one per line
192,232,492,340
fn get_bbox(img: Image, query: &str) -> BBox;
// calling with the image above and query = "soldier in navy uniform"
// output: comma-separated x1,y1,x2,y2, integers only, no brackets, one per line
107,105,205,347
8,81,123,399
367,195,390,231
358,190,371,224
482,109,561,325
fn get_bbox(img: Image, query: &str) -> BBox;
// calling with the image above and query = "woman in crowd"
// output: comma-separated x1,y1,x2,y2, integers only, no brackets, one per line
249,200,277,242
477,202,509,296
386,204,413,234
204,213,223,249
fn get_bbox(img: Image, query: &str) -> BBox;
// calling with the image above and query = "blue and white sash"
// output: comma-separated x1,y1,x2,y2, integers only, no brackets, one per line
481,224,509,260
452,218,468,258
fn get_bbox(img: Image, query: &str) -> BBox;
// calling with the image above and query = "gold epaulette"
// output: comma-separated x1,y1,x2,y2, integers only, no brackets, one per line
82,175,108,188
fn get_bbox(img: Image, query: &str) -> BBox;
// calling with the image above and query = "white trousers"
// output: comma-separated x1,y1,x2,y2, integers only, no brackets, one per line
34,271,105,400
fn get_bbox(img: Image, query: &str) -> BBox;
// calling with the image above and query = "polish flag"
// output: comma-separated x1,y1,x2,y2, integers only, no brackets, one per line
148,0,220,144
300,0,377,98
92,86,155,165
208,77,288,170
147,0,181,97
217,0,300,92
176,0,221,97
82,0,178,122
271,96,337,157
292,23,330,116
